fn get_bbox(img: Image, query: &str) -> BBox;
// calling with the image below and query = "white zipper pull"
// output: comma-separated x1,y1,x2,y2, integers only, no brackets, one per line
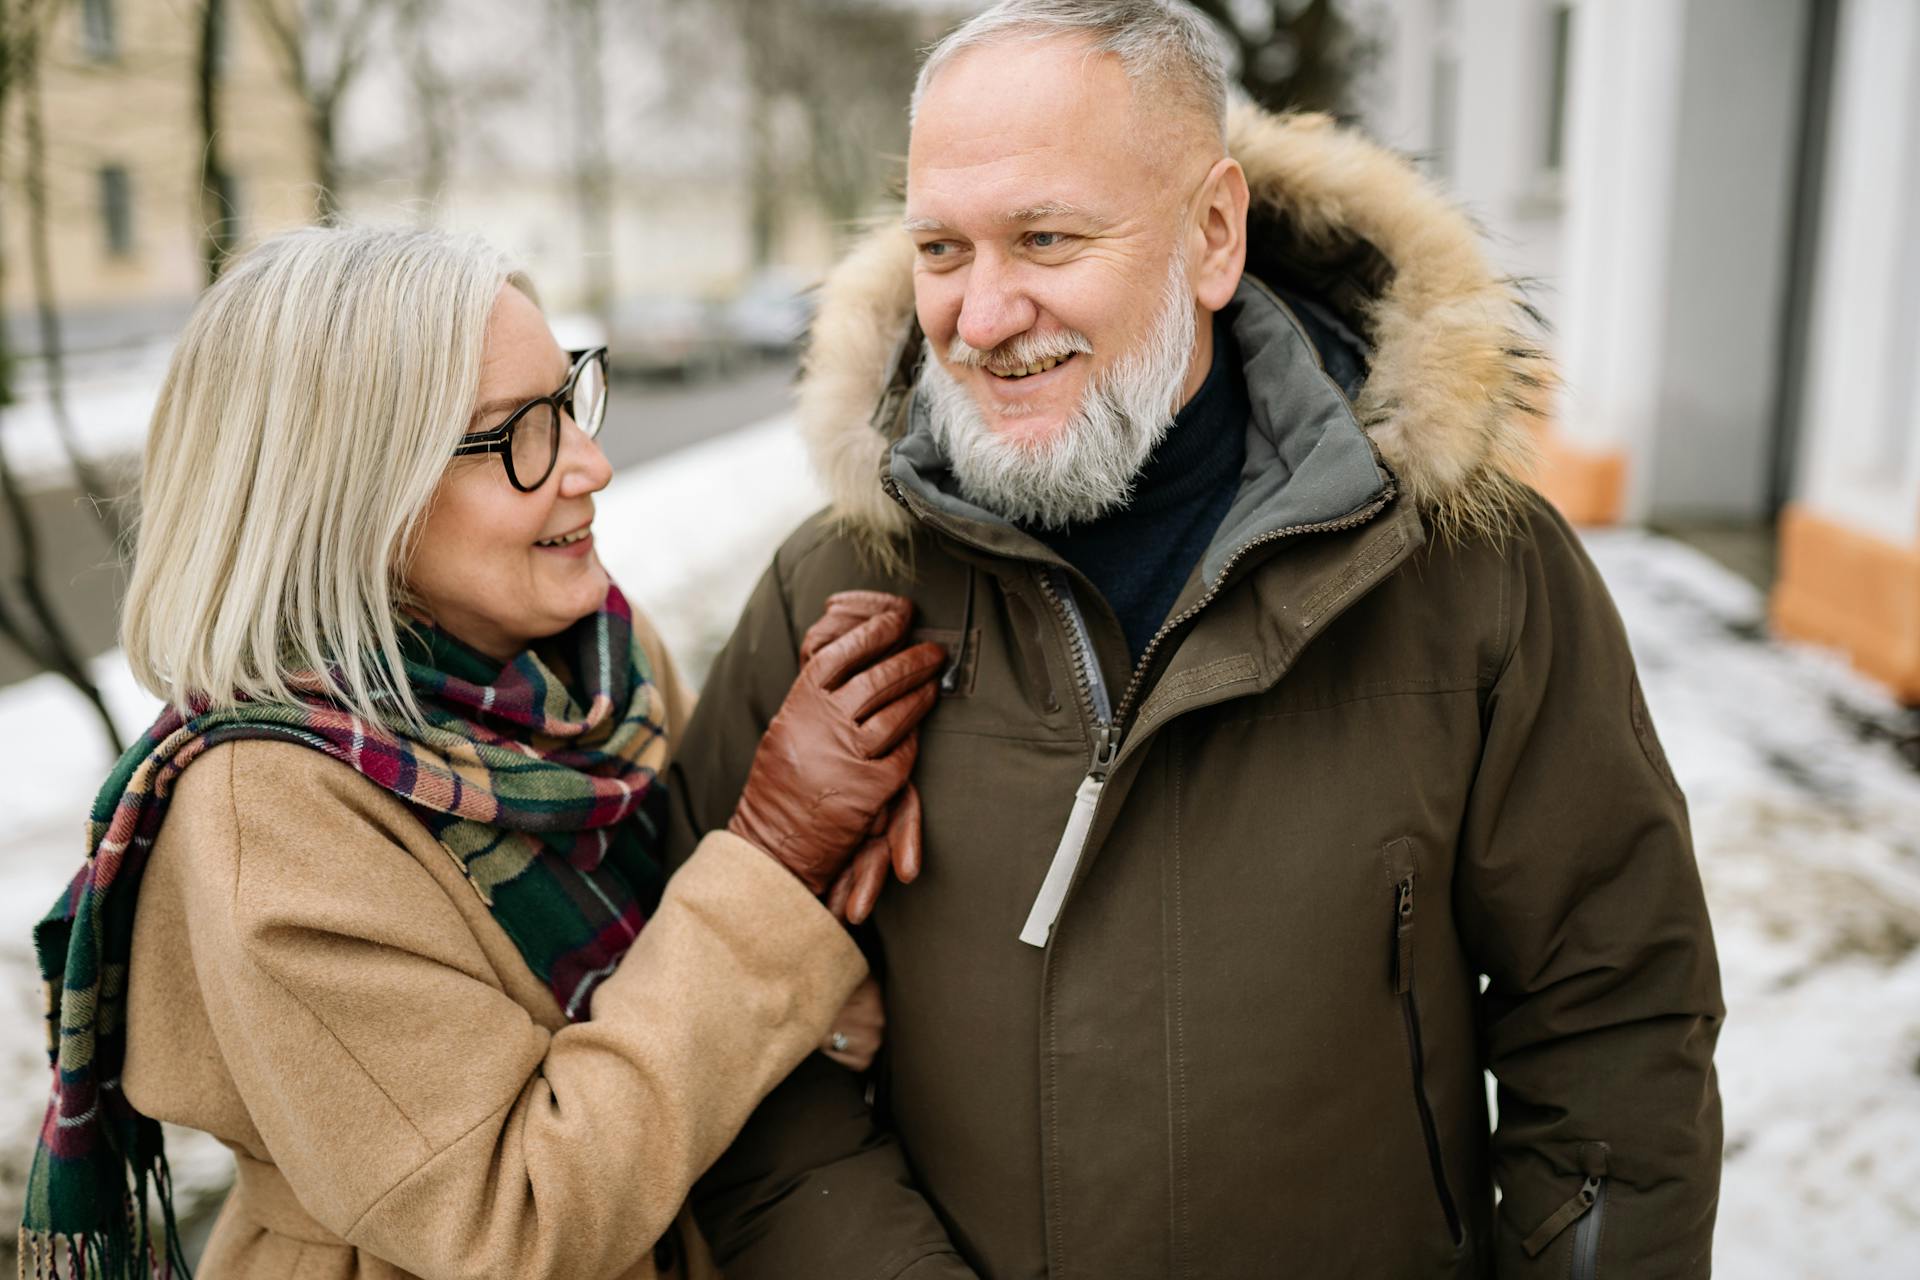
1019,727,1117,948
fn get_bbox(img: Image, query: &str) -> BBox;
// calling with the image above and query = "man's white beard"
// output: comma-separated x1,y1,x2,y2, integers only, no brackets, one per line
920,254,1198,531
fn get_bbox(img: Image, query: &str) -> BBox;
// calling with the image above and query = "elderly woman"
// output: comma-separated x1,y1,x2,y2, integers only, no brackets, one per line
21,226,937,1279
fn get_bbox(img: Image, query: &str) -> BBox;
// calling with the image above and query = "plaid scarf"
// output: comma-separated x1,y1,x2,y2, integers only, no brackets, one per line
20,585,670,1278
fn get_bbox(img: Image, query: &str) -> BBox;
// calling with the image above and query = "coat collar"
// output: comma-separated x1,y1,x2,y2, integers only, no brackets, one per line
795,104,1551,569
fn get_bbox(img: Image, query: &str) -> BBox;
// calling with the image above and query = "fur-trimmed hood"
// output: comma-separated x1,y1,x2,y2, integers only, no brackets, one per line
796,104,1549,552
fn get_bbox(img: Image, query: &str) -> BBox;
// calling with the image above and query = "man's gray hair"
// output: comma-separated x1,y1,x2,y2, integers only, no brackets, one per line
910,0,1232,142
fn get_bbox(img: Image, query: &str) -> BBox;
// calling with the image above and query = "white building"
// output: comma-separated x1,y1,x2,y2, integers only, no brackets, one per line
1362,0,1920,702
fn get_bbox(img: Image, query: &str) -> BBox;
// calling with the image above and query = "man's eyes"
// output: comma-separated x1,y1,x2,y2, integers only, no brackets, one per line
913,232,1077,265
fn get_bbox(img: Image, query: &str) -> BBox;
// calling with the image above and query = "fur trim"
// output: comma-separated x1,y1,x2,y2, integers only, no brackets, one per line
797,103,1550,552
796,224,920,565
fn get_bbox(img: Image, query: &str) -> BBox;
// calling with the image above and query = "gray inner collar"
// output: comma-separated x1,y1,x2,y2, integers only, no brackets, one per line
889,276,1388,586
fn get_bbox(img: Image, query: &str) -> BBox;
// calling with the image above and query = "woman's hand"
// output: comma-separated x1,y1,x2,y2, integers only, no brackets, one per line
825,784,920,924
727,593,944,896
820,975,885,1071
801,593,935,924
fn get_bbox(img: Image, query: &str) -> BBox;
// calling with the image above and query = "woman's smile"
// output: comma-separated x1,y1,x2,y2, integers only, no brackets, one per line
535,520,595,556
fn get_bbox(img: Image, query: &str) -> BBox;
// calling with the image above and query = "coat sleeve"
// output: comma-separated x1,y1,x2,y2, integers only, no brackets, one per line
666,554,979,1279
1455,501,1724,1277
190,741,867,1280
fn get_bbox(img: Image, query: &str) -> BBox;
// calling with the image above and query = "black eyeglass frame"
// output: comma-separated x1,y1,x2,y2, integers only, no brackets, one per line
451,346,609,492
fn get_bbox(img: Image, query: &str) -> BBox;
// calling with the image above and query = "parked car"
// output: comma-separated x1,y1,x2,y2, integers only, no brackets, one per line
606,294,734,380
720,269,818,355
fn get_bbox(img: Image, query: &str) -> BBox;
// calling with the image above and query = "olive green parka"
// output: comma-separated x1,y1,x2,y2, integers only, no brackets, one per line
667,105,1723,1280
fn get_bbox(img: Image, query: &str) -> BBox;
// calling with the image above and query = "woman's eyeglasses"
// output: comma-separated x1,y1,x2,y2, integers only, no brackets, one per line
452,346,609,491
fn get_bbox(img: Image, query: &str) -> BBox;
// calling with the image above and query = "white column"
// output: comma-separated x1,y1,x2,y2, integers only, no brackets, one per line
1794,0,1920,546
1557,0,1808,522
1555,0,1687,519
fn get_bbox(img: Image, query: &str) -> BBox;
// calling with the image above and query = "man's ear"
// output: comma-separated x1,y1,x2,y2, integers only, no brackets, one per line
1189,155,1249,312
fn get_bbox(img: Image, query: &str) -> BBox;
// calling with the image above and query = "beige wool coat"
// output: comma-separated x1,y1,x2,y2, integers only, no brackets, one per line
120,613,868,1280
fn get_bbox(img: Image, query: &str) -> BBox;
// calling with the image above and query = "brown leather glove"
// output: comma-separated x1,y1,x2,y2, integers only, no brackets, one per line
826,784,922,924
801,593,933,923
728,593,944,896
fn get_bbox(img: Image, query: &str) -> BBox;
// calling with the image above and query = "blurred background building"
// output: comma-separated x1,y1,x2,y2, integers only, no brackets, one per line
1361,0,1920,701
11,0,1913,707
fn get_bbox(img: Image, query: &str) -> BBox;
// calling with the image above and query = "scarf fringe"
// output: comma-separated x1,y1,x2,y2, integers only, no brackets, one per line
18,1229,102,1280
18,1151,191,1280
26,589,654,1277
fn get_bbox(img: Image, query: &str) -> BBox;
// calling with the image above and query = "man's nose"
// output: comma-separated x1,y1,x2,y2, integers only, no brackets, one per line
955,255,1037,354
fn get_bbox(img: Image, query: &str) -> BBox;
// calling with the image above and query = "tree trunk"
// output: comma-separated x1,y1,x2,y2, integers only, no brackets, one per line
740,0,779,268
1187,0,1368,119
198,0,240,283
400,0,450,219
0,2,125,755
312,95,343,224
0,443,125,755
0,0,16,410
565,0,614,326
22,8,126,543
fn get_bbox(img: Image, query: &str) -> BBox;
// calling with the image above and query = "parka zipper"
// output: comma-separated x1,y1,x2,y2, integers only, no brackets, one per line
1571,1176,1607,1279
1392,873,1464,1246
1521,1144,1611,1271
1019,568,1116,946
1017,489,1395,947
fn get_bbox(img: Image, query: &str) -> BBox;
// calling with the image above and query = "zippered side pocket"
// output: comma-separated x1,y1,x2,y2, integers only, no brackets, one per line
1520,1142,1611,1276
1382,838,1463,1247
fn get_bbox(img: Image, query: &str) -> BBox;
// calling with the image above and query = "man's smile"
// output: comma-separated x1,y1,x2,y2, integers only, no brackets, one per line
986,351,1079,380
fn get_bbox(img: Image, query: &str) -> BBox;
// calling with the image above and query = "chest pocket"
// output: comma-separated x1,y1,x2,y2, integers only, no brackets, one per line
912,627,980,698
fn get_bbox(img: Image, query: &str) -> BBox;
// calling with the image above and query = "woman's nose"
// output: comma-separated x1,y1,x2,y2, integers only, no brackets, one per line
555,417,613,496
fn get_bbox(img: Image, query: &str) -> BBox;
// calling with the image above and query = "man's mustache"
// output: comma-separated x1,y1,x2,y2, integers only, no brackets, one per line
946,329,1094,375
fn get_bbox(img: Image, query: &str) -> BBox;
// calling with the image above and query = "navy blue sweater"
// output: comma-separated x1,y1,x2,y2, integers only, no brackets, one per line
1029,313,1250,664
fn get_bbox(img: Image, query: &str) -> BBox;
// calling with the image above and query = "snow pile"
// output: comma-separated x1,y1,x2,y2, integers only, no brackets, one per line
0,422,1915,1274
590,414,824,681
1582,530,1920,1277
0,345,173,490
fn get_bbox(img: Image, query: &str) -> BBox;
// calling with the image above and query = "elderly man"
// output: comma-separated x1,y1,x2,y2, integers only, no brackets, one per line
666,2,1723,1276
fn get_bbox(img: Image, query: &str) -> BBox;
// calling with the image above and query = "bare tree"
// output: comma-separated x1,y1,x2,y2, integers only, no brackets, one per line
1185,0,1381,120
199,0,243,282
559,0,614,325
685,0,926,265
786,5,921,226
249,0,388,222
395,0,452,217
19,0,127,546
0,0,126,753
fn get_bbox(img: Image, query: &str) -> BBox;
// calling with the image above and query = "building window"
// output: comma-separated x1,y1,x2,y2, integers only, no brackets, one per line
100,166,134,257
82,0,116,61
1542,3,1574,174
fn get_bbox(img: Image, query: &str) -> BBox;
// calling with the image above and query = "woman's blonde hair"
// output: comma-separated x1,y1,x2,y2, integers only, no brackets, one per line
123,224,532,727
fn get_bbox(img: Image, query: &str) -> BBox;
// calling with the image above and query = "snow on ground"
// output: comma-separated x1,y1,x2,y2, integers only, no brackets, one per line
0,344,174,490
1,420,1917,1272
1583,530,1920,1277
